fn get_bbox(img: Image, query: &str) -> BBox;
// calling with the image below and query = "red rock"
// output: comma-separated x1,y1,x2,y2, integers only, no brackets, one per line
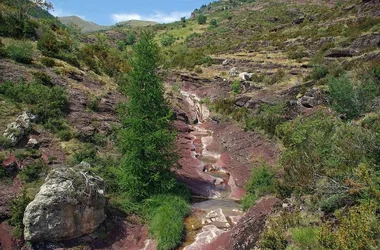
203,231,231,250
1,152,18,173
226,196,280,250
0,221,24,250
174,120,190,132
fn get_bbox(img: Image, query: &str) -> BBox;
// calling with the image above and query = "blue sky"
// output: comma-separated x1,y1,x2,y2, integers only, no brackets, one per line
49,0,212,25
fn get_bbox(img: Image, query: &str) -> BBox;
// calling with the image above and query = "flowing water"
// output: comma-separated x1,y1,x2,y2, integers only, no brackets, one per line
178,91,244,250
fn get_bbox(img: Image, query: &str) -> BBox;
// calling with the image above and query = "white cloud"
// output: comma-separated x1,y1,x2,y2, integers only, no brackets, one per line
111,11,191,23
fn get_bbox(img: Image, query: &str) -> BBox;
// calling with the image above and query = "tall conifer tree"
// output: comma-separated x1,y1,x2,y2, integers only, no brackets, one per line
119,32,177,200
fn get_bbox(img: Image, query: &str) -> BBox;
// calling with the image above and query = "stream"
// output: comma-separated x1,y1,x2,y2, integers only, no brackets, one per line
178,91,244,250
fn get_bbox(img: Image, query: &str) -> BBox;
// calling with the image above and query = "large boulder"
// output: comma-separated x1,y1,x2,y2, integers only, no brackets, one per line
3,111,37,146
23,164,106,242
227,196,280,250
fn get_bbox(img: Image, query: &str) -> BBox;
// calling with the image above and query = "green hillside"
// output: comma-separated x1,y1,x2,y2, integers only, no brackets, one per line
59,16,108,33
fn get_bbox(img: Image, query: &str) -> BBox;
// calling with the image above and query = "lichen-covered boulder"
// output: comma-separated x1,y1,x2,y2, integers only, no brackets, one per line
3,111,37,146
23,165,106,242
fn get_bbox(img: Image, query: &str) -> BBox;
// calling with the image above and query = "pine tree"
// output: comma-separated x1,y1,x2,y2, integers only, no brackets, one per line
118,32,178,200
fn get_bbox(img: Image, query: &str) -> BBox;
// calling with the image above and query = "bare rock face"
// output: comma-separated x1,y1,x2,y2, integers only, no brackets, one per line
226,196,280,250
23,164,106,242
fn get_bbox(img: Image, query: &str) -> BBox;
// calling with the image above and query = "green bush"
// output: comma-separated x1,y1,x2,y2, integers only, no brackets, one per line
231,80,241,95
319,202,380,249
37,30,80,67
0,135,12,149
117,40,126,51
124,32,136,45
276,111,379,195
37,31,61,56
6,41,34,64
71,145,97,165
87,96,101,111
242,164,276,210
19,159,46,183
40,56,55,67
165,45,213,70
246,102,287,136
209,19,218,28
9,191,31,238
287,50,309,60
197,14,207,24
32,71,53,86
328,75,379,119
319,193,349,213
0,81,69,122
328,75,360,119
291,227,320,249
310,65,328,80
161,33,176,47
144,195,190,250
185,32,201,43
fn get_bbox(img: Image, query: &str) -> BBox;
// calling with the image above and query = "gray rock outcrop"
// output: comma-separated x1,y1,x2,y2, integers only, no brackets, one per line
23,164,106,242
3,111,37,147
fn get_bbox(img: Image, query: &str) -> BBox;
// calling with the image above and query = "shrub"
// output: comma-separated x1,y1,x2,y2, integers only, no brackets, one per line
165,46,213,70
71,145,97,165
246,102,287,136
197,14,207,24
0,81,69,122
319,202,380,249
87,96,101,111
231,80,241,95
0,135,12,149
327,74,378,120
32,71,53,86
19,159,46,183
242,164,276,210
117,40,126,51
37,31,60,56
185,32,201,43
276,111,378,195
265,70,285,85
6,41,34,64
310,64,328,80
328,75,359,119
40,56,55,67
287,50,309,60
9,191,31,237
213,98,236,115
124,32,136,45
209,19,218,28
260,211,299,250
291,227,320,249
144,195,190,250
37,30,80,67
161,33,176,47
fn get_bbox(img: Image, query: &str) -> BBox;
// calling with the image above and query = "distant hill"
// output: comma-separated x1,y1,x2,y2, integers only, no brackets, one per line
59,16,108,33
114,20,158,28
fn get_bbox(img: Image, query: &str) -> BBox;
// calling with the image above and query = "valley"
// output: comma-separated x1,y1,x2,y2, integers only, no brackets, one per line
0,0,380,249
